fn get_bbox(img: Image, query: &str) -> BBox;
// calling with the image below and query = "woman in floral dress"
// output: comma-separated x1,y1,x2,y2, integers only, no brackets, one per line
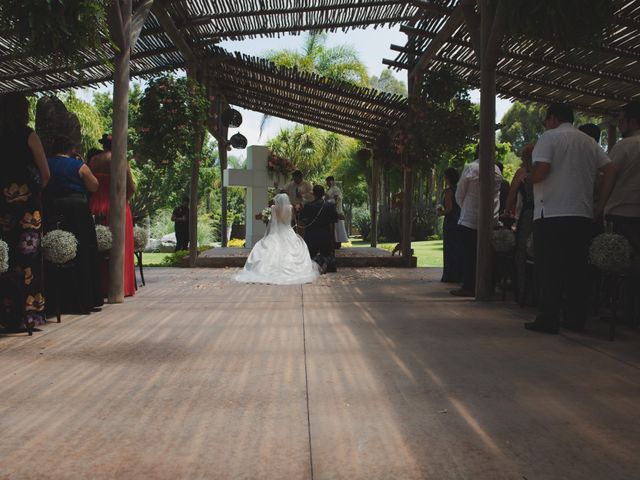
0,93,50,334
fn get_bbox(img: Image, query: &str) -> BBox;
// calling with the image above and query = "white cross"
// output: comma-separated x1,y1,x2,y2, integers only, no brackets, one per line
223,145,284,248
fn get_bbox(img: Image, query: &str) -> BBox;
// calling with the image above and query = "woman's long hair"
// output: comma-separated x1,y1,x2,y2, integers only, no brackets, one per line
0,92,29,131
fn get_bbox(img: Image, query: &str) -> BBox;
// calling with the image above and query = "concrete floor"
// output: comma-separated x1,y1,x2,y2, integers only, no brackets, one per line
1,268,639,479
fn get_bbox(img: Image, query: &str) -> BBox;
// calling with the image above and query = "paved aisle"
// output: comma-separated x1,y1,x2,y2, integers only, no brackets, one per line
1,268,639,479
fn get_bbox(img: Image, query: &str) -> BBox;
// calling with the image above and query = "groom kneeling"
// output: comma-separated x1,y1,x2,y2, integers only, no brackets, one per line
300,185,338,273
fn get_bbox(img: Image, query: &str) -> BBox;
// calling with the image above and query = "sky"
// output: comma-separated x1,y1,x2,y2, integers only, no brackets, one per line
79,26,513,157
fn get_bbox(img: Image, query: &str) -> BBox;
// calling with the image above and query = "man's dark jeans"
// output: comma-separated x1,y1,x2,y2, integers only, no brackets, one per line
533,216,593,330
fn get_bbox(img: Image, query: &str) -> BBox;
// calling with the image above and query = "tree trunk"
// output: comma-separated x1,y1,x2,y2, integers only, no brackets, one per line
108,0,133,303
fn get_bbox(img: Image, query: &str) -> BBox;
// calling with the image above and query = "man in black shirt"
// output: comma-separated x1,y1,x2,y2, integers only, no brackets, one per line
172,196,190,252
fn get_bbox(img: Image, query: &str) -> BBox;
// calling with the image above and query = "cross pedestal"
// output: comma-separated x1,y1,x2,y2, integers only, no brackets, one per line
223,145,282,248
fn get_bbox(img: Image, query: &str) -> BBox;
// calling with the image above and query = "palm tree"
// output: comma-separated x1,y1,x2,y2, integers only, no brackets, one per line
266,32,368,85
260,32,369,138
267,125,349,184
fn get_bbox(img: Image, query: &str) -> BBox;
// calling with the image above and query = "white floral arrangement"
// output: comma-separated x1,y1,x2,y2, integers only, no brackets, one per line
95,225,112,253
0,239,8,273
42,230,77,265
133,226,149,252
261,207,271,225
589,233,631,273
526,234,534,258
491,228,516,253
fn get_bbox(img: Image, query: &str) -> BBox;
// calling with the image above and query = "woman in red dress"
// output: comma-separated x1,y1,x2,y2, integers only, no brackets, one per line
88,141,136,297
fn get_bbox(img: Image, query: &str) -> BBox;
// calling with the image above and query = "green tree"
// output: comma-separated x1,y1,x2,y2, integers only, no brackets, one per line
369,70,407,97
266,32,368,86
267,125,350,184
0,0,108,62
61,91,105,155
498,101,546,154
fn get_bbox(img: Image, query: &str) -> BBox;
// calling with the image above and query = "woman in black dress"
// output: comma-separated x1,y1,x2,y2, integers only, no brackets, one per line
439,167,462,282
505,144,535,305
43,136,102,314
0,93,50,334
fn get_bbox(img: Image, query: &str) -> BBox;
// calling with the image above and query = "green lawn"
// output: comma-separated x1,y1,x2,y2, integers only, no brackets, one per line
140,240,444,268
140,252,173,267
349,239,443,267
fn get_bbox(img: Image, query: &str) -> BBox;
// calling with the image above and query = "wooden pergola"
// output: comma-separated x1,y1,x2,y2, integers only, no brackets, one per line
382,0,640,298
0,0,429,301
2,0,639,302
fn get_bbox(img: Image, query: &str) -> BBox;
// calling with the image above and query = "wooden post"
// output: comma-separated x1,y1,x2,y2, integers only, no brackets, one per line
607,123,617,152
107,0,133,303
188,66,205,267
370,154,380,248
219,126,229,247
400,34,418,266
476,0,506,300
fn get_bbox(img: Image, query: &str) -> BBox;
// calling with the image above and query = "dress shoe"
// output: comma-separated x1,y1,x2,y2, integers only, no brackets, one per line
450,288,475,297
524,321,559,334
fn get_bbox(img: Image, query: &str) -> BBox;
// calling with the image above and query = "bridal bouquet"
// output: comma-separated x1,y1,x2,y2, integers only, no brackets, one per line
491,228,515,253
589,233,631,273
260,207,271,225
133,226,149,252
0,239,8,273
42,230,77,265
95,225,112,252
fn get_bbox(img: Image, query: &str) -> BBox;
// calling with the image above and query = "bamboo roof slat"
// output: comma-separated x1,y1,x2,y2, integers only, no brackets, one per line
389,0,640,116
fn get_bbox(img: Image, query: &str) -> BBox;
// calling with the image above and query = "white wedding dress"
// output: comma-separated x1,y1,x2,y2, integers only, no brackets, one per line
235,194,320,285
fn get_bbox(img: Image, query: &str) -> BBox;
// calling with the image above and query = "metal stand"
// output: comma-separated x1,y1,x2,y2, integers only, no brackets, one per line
135,251,145,287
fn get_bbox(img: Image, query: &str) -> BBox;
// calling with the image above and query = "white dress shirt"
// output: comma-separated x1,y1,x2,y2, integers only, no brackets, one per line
532,123,610,220
605,130,640,218
455,159,503,230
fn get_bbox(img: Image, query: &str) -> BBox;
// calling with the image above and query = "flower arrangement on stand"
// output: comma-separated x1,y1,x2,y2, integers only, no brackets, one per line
95,225,112,253
267,154,295,182
0,239,8,273
589,233,631,273
42,230,77,265
491,228,516,253
133,226,149,253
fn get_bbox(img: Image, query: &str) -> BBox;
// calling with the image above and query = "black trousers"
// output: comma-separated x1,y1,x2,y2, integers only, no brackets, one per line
175,223,189,252
533,216,593,329
459,225,477,292
608,215,640,324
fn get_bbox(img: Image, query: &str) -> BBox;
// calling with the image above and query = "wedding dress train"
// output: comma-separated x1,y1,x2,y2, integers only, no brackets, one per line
235,193,319,285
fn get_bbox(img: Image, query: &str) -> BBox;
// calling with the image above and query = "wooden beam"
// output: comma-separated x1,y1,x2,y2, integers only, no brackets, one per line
151,0,197,64
403,31,640,89
409,0,467,96
131,0,155,50
185,0,438,25
196,16,418,41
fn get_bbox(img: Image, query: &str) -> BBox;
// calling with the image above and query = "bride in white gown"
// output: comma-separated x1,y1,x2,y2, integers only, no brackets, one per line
235,193,319,285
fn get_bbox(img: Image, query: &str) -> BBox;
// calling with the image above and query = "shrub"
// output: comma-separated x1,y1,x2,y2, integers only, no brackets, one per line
228,238,246,248
353,208,371,241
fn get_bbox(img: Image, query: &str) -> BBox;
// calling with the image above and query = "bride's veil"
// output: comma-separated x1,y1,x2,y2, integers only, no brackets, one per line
265,193,292,236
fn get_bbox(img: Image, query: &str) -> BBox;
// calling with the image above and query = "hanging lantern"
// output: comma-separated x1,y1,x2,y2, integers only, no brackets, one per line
229,133,247,149
221,108,243,128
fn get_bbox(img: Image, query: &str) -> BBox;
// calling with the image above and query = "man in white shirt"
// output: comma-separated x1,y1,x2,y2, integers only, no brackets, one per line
597,101,640,325
451,145,503,297
527,103,615,334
